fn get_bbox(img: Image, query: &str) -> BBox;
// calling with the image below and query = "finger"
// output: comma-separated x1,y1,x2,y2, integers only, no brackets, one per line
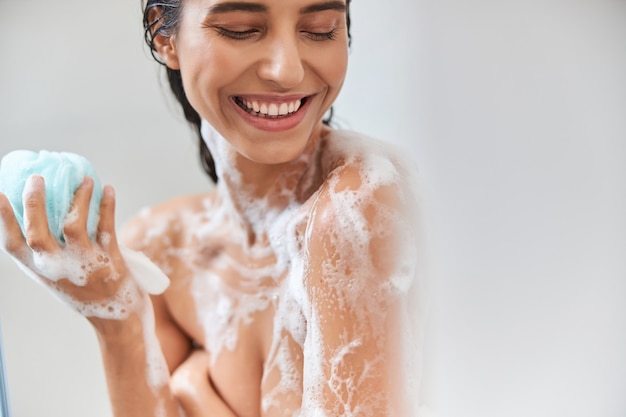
22,175,59,253
63,177,94,246
97,186,127,275
171,350,237,417
0,192,29,259
170,349,210,392
96,185,118,252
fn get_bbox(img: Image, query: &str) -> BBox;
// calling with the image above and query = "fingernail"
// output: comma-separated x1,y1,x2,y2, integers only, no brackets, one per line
103,185,115,198
23,175,43,196
28,174,43,184
79,176,93,188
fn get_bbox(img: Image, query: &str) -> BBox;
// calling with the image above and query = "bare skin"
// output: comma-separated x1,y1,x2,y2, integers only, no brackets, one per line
0,128,414,417
0,0,417,415
118,127,413,417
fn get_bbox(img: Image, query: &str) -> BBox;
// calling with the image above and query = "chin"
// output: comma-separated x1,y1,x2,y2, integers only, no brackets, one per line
239,138,311,166
230,121,323,165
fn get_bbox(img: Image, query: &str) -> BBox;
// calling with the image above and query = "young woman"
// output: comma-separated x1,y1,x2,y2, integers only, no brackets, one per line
0,0,419,415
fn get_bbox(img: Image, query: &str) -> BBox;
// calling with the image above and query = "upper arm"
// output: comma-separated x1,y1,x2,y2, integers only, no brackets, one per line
303,162,417,416
119,208,192,373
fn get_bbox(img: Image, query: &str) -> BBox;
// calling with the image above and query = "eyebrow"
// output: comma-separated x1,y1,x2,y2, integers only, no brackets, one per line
206,2,267,14
300,1,347,14
205,1,346,15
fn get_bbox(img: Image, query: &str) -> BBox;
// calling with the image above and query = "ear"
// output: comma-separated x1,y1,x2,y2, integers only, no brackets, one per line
148,7,181,70
154,33,180,70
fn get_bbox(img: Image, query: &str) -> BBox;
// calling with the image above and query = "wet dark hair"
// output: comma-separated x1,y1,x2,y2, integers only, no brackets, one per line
142,0,352,183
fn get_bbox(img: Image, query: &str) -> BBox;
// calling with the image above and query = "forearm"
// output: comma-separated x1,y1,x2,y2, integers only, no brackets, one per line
93,299,181,417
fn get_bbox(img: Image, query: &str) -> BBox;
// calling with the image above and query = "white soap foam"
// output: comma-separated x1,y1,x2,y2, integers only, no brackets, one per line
154,401,166,417
190,264,275,360
162,122,421,415
46,275,141,320
99,231,111,247
3,239,147,320
141,296,169,391
0,123,420,417
170,367,198,398
63,204,79,228
31,248,95,286
10,243,172,395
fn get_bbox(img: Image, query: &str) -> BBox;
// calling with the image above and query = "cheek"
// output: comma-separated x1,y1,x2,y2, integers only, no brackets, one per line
314,37,349,89
315,46,349,99
328,51,348,87
178,45,248,118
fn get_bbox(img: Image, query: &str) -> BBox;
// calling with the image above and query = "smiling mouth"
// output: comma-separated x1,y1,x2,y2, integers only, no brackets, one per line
234,96,310,119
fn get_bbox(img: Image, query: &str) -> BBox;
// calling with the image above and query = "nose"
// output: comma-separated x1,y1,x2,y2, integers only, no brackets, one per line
256,33,305,89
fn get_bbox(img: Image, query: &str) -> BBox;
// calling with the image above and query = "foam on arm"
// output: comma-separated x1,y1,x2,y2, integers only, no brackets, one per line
301,161,417,417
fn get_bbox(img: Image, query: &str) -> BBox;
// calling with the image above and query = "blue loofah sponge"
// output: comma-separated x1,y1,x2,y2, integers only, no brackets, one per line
0,150,103,242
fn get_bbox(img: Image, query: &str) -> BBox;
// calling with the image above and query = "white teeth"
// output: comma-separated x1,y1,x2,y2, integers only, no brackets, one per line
239,97,305,117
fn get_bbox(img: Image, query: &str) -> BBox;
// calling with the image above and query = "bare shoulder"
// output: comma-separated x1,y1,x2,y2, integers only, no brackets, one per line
319,128,416,196
119,191,215,262
314,129,417,227
306,129,417,291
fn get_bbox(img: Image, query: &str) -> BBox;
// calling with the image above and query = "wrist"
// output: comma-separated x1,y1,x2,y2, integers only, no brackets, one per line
91,310,143,344
90,295,152,347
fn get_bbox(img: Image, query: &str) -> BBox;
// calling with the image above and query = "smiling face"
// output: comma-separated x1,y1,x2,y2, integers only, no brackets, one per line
156,0,349,165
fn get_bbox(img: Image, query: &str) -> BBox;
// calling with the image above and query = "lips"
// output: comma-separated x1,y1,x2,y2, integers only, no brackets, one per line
230,94,313,132
233,96,308,118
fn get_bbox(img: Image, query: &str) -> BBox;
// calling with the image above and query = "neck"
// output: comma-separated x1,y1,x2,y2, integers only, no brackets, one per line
201,121,325,246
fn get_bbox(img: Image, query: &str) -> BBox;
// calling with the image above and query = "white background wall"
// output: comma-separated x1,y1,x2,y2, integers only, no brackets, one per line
1,0,625,416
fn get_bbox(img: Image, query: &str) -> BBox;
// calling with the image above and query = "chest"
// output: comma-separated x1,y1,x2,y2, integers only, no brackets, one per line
165,239,308,417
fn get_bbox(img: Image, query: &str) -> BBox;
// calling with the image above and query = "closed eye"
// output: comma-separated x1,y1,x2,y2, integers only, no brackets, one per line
304,29,337,41
215,27,259,40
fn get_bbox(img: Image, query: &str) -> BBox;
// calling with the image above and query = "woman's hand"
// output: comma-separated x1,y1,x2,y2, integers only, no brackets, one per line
0,174,144,325
171,350,238,417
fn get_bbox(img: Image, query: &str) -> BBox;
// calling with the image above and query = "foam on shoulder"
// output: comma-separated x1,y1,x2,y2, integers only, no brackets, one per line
193,123,419,415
